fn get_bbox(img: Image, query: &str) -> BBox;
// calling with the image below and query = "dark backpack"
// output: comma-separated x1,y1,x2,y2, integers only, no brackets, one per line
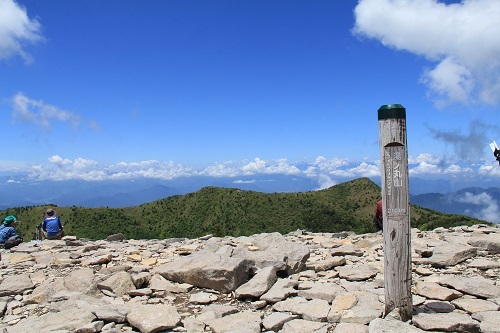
4,235,23,249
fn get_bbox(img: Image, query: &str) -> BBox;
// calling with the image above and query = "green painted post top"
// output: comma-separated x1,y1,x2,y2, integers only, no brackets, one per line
378,104,406,120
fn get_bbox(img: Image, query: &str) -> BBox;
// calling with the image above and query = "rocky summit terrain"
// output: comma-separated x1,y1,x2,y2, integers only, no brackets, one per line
1,225,499,333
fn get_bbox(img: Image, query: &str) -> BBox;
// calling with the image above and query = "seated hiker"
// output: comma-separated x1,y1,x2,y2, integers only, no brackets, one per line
42,209,64,240
0,215,23,249
373,200,383,231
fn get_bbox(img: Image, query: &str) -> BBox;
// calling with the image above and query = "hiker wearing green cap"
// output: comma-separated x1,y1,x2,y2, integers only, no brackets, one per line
0,215,23,249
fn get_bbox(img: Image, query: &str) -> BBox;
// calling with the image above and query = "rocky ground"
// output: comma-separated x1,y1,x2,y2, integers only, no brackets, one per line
0,224,499,333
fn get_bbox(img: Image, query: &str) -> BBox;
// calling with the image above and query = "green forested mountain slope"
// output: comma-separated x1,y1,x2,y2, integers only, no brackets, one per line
3,178,487,241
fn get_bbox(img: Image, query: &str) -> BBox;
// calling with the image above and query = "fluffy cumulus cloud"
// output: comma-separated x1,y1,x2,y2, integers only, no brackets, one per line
11,92,81,128
29,156,195,181
353,0,500,106
457,192,500,223
240,158,301,175
0,0,43,63
8,154,499,191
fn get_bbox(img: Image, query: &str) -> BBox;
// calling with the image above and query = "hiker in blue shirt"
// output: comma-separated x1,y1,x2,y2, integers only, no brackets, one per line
0,215,23,249
42,209,64,240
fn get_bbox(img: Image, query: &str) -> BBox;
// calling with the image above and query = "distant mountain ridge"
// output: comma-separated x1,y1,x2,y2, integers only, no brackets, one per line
411,187,500,224
3,178,487,241
0,174,318,209
1,174,499,224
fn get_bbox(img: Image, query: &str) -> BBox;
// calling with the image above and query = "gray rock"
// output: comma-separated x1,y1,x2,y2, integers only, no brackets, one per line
154,251,250,292
425,242,476,267
273,297,330,322
260,278,299,303
201,304,239,316
369,318,427,332
467,258,500,270
306,255,346,272
333,322,368,333
297,281,344,303
263,312,298,331
331,244,363,257
106,233,126,242
467,234,500,254
328,292,358,323
26,277,65,304
126,304,181,333
189,291,217,304
340,291,383,324
1,225,499,333
235,266,277,299
440,276,500,299
6,306,96,333
0,273,34,296
92,305,128,323
415,281,463,301
232,232,310,274
208,310,262,333
452,298,500,313
74,320,104,333
84,253,113,265
279,319,329,333
338,265,378,281
423,300,455,313
131,271,151,288
412,312,480,333
472,311,500,333
64,268,96,293
96,271,136,297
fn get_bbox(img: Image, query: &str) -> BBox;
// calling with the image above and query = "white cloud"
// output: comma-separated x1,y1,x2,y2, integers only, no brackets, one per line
233,180,256,184
421,57,474,106
354,0,500,105
11,92,81,128
241,158,267,174
48,155,72,167
410,153,442,164
241,158,300,175
4,154,496,192
315,174,337,190
326,162,380,178
478,163,500,177
457,192,500,223
409,161,443,175
201,162,240,177
312,156,350,171
0,0,43,63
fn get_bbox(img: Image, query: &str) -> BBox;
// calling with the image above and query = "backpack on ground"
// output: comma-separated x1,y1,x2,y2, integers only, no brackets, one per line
4,235,23,249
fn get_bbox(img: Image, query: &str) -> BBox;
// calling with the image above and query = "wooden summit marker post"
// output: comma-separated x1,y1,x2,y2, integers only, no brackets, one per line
378,104,412,321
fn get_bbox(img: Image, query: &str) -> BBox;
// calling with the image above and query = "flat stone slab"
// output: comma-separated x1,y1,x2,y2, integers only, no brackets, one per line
412,312,480,333
338,265,378,281
439,276,500,299
425,243,476,268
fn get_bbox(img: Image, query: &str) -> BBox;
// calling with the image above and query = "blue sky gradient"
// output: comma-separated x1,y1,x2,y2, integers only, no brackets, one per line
1,0,499,191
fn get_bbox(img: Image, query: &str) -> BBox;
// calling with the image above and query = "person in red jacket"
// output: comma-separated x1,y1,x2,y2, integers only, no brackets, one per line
373,200,383,231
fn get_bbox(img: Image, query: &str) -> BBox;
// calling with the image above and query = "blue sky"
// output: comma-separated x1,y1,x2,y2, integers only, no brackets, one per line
1,0,500,191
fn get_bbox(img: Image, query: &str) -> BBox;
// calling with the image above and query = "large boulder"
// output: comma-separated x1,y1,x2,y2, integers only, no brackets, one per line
153,251,250,292
231,232,310,274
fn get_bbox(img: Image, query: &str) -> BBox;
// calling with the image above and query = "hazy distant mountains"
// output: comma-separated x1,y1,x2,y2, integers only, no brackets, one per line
1,174,499,224
411,187,500,224
0,174,319,209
